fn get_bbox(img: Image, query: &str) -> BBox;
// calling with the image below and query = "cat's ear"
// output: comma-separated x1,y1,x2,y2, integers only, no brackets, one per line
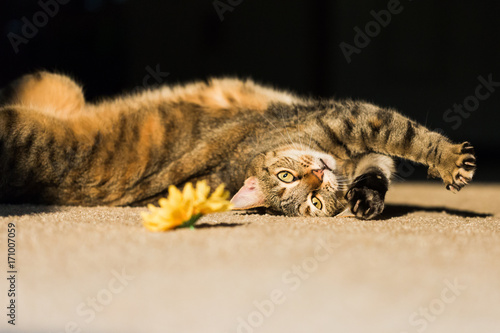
231,177,268,210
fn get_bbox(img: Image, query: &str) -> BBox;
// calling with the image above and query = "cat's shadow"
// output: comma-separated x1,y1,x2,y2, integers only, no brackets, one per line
0,204,492,224
0,204,60,217
236,205,493,219
195,222,244,229
380,204,492,219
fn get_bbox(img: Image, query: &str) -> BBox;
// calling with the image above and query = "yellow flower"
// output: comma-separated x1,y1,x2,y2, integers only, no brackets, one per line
198,184,233,214
141,181,233,232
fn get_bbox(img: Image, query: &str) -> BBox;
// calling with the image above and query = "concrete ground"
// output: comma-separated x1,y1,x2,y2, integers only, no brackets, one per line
1,182,500,333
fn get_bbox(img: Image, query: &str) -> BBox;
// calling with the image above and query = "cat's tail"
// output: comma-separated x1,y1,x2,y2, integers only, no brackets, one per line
0,71,85,117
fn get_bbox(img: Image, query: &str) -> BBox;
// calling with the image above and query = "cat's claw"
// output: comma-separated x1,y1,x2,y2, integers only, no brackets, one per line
346,187,385,220
446,184,460,193
429,141,476,193
461,142,475,154
449,142,476,191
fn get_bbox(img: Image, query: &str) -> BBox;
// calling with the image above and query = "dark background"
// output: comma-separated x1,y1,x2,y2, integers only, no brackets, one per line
1,0,498,181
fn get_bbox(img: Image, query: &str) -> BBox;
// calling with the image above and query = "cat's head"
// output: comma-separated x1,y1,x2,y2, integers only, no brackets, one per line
231,145,347,216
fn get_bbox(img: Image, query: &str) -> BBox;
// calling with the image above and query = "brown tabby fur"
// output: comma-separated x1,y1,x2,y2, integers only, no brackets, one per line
0,71,476,218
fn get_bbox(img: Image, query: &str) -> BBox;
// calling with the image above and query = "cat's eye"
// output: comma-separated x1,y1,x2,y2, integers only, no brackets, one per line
277,171,295,183
311,195,323,210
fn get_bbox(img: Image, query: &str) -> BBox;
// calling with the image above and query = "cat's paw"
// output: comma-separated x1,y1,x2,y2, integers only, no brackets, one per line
345,187,385,220
428,142,477,193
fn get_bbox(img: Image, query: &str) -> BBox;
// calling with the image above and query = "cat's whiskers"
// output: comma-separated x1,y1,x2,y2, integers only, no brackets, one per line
392,172,407,182
336,201,350,215
336,178,354,192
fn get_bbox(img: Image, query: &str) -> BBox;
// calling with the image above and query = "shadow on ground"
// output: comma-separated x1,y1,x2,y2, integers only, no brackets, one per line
382,204,493,219
0,204,61,217
0,204,492,221
235,204,493,220
195,222,246,229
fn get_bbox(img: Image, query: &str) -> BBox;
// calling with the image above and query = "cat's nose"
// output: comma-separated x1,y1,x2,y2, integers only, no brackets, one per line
312,169,324,182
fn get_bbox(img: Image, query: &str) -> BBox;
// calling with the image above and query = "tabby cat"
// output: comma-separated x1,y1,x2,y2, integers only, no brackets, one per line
0,71,476,219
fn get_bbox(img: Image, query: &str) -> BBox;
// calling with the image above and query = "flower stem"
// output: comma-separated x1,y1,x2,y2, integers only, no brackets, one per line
178,213,203,229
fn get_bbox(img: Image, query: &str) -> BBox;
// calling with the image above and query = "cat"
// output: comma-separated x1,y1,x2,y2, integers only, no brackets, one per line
0,71,476,219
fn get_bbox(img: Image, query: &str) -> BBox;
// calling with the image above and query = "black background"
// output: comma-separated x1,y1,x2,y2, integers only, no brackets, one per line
1,0,499,181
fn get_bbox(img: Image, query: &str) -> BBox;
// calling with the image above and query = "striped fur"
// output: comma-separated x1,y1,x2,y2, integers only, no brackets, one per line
0,71,476,218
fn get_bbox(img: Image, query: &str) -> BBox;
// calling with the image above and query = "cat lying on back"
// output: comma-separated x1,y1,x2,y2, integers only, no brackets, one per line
0,71,476,219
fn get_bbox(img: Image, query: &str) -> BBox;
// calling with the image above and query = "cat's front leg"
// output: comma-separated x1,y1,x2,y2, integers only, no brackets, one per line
322,102,477,192
345,154,393,219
